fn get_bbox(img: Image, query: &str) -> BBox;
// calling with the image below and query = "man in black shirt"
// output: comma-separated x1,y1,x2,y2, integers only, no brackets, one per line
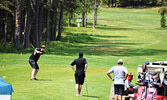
70,52,88,96
29,45,46,80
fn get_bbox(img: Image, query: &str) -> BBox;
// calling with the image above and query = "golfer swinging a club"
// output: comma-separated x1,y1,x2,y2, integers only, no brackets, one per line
107,59,128,100
29,45,46,81
70,52,88,96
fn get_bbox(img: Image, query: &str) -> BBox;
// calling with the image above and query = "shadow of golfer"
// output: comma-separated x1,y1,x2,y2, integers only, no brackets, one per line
37,79,52,81
82,95,100,98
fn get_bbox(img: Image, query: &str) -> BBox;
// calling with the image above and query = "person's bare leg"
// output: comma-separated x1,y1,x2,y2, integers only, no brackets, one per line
118,95,122,100
114,95,118,100
34,69,39,78
76,84,80,96
31,69,36,79
79,85,82,94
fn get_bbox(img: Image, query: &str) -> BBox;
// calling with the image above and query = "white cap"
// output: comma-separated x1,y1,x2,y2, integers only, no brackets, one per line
118,59,123,63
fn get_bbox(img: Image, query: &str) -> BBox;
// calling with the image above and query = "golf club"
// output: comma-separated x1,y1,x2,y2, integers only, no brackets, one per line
85,79,88,96
31,43,35,49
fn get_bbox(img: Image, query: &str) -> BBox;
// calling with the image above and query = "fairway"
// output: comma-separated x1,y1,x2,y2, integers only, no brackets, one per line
1,7,167,100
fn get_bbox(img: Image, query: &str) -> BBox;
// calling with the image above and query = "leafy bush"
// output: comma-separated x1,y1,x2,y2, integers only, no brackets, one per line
158,7,167,27
61,33,95,43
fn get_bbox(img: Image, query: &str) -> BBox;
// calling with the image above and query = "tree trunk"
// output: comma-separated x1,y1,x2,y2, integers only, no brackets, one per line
56,0,64,41
12,0,16,43
0,15,2,41
82,0,85,27
20,2,24,46
24,0,31,48
50,1,57,41
46,0,51,45
95,7,97,25
14,0,21,49
111,0,114,7
29,0,36,47
93,0,97,29
137,0,139,6
108,0,111,7
35,0,40,48
85,11,88,27
4,12,8,47
38,0,45,45
68,14,71,27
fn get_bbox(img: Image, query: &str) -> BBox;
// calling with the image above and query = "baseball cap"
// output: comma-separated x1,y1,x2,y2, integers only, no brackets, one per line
118,59,123,63
41,45,46,48
145,61,149,65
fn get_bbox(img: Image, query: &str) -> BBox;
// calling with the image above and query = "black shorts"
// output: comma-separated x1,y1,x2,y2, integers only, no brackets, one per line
75,72,85,85
114,84,124,95
29,59,39,69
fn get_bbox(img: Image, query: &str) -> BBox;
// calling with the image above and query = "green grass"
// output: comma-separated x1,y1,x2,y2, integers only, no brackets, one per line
0,7,167,100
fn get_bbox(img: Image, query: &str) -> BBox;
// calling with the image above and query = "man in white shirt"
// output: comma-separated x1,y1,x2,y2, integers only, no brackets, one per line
107,59,128,100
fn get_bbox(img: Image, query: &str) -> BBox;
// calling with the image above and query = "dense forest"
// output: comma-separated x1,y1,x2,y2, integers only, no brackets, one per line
0,0,166,49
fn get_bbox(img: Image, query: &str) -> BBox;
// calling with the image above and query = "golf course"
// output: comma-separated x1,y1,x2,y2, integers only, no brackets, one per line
1,7,167,100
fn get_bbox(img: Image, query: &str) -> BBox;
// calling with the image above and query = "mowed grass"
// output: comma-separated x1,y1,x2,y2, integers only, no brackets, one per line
0,7,167,100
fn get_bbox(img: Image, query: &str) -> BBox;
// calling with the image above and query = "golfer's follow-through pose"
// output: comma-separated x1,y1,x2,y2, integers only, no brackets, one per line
107,59,128,100
29,45,46,81
70,52,88,96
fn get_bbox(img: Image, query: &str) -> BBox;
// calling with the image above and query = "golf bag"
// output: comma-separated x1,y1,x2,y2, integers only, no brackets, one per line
137,73,145,82
137,86,147,100
163,78,167,96
146,87,157,100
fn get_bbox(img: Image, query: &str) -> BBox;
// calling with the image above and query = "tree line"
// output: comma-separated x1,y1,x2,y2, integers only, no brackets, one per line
0,0,166,49
0,0,99,49
105,0,167,7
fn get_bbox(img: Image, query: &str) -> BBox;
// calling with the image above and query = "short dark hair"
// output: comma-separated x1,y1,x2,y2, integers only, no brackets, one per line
79,52,83,58
118,62,123,65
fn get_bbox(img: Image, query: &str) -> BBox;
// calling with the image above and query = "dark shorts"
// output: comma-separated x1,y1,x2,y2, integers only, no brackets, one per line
29,59,39,69
114,84,124,95
75,72,85,85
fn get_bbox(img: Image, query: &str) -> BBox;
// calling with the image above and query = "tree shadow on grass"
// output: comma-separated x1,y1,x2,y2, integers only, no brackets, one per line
92,34,128,38
36,79,52,81
1,33,167,57
113,48,167,56
45,32,167,56
96,25,134,31
82,95,100,98
47,41,167,57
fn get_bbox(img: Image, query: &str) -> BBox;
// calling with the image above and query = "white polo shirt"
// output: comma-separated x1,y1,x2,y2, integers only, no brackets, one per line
107,65,128,85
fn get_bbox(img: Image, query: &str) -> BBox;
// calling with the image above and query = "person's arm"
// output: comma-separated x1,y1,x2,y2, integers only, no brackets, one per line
33,49,37,56
107,73,113,80
70,60,76,72
33,48,43,55
84,64,88,72
39,51,43,54
107,68,114,80
124,68,128,80
71,65,76,72
84,58,88,73
124,73,128,81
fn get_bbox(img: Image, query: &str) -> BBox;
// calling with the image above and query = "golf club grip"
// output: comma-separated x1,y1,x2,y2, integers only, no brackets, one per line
31,44,35,48
85,82,88,96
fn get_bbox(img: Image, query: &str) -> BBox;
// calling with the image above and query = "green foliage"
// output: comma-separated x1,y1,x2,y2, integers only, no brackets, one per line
65,0,82,14
101,0,108,5
117,0,161,7
0,0,13,15
61,33,96,43
119,0,129,7
158,7,167,27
